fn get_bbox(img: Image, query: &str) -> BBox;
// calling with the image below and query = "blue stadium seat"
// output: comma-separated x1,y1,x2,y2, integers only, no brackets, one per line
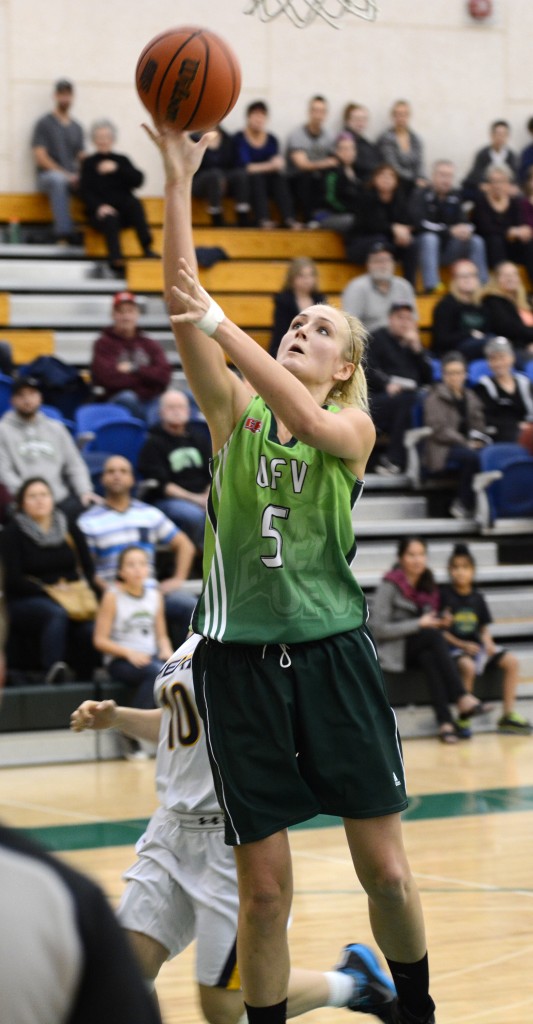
525,360,533,383
83,419,147,468
467,358,489,385
74,402,138,438
0,372,13,417
473,443,533,526
40,404,75,432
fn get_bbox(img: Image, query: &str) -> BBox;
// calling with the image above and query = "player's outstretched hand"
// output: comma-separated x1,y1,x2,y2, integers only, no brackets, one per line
70,699,118,732
169,258,213,326
142,123,215,183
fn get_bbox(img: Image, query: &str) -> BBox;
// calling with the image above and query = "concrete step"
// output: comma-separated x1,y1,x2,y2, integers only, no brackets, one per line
354,495,427,522
8,292,167,329
354,539,498,571
355,516,477,537
0,258,119,291
0,242,85,259
53,329,180,367
355,562,533,591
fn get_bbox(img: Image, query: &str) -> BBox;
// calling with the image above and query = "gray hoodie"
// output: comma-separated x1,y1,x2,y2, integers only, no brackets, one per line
0,410,91,502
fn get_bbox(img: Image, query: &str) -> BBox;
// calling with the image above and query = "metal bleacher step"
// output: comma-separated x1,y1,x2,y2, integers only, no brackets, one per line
354,562,533,591
354,539,498,572
354,517,478,537
8,293,167,329
0,258,121,292
354,494,427,522
53,329,180,367
0,242,85,259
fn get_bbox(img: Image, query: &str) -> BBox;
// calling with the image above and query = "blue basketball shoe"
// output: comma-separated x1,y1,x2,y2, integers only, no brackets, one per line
333,943,397,1019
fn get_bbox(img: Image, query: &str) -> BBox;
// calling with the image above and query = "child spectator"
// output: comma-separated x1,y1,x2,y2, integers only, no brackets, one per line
93,545,172,756
440,543,531,735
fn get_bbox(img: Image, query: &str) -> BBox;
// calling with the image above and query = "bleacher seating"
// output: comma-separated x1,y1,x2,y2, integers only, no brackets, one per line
1,190,533,761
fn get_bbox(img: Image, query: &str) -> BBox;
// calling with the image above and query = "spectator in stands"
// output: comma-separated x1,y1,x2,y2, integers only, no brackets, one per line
192,124,250,227
462,120,518,199
78,455,196,646
431,259,493,360
341,241,416,333
481,261,533,359
376,100,426,196
91,290,172,423
410,160,488,293
285,95,337,224
519,117,533,184
519,165,533,228
472,166,533,280
311,133,361,232
366,303,433,476
269,257,326,358
1,477,99,684
233,100,298,229
137,389,211,549
79,119,157,277
0,375,96,522
474,335,533,442
423,351,490,519
440,542,531,735
371,536,491,743
344,166,417,284
31,79,85,246
0,341,13,377
342,102,380,182
93,545,172,757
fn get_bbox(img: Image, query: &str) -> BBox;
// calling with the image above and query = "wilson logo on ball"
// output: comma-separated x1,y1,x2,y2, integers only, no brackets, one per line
166,59,201,123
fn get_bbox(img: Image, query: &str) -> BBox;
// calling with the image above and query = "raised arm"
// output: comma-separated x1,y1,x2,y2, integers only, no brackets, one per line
144,125,250,450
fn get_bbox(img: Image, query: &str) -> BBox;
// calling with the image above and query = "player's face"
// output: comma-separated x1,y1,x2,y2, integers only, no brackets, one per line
277,305,352,391
399,541,427,582
119,549,150,585
449,556,474,590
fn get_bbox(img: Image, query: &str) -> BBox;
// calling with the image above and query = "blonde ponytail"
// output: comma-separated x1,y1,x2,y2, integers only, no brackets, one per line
326,310,369,413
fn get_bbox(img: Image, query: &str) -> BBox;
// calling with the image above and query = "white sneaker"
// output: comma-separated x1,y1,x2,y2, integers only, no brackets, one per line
449,499,470,519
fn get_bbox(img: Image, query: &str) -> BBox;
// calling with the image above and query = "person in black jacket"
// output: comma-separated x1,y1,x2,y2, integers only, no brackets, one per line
344,164,417,283
312,133,361,232
367,303,433,474
462,119,518,200
137,389,211,549
268,257,326,358
472,165,533,280
192,124,250,226
410,160,488,293
79,120,156,275
431,259,493,360
474,335,533,441
1,476,99,683
481,260,533,361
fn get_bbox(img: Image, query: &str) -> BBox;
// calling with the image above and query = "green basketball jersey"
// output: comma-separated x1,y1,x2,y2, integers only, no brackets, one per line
192,395,367,643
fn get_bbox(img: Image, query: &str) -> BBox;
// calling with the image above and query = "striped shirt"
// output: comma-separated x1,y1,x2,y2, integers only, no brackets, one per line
78,499,178,583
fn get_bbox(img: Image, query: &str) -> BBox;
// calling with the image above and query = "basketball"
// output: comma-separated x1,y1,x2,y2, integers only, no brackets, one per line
135,26,241,132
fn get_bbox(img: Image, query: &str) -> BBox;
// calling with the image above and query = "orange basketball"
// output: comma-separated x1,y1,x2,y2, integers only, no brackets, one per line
135,26,241,132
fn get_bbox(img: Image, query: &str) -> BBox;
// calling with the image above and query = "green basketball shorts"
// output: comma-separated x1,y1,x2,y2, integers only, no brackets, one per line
192,625,408,846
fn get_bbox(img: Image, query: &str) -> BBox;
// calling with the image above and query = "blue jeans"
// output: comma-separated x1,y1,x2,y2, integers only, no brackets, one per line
417,231,488,290
38,169,74,238
155,498,206,548
112,390,161,425
164,590,198,648
8,595,96,674
108,656,164,709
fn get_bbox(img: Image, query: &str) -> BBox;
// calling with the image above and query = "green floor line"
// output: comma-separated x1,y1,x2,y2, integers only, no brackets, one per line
15,784,533,853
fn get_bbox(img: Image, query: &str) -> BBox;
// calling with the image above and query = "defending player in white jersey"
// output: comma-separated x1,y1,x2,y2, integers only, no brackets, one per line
71,633,396,1023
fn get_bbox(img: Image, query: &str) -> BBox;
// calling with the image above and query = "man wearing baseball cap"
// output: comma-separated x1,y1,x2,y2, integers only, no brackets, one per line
0,376,96,520
91,292,172,423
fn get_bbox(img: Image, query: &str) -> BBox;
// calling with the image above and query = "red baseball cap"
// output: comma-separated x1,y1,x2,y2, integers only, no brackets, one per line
113,290,139,308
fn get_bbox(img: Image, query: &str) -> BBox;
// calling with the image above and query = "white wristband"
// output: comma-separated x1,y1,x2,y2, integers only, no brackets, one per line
196,298,225,336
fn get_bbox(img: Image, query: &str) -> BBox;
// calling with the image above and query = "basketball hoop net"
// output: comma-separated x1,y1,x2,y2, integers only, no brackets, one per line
244,0,378,28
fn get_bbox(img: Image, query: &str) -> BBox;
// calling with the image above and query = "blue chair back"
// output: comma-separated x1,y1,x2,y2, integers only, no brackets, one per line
486,459,533,520
75,402,138,437
430,358,442,382
468,359,489,385
40,404,75,432
84,419,147,468
478,443,527,473
525,360,533,384
0,373,13,417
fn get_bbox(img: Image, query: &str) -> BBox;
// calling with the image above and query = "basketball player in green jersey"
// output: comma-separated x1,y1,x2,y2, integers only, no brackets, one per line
146,124,436,1024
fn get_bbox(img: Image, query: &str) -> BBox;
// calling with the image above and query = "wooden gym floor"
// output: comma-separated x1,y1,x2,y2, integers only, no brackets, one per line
1,733,533,1023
